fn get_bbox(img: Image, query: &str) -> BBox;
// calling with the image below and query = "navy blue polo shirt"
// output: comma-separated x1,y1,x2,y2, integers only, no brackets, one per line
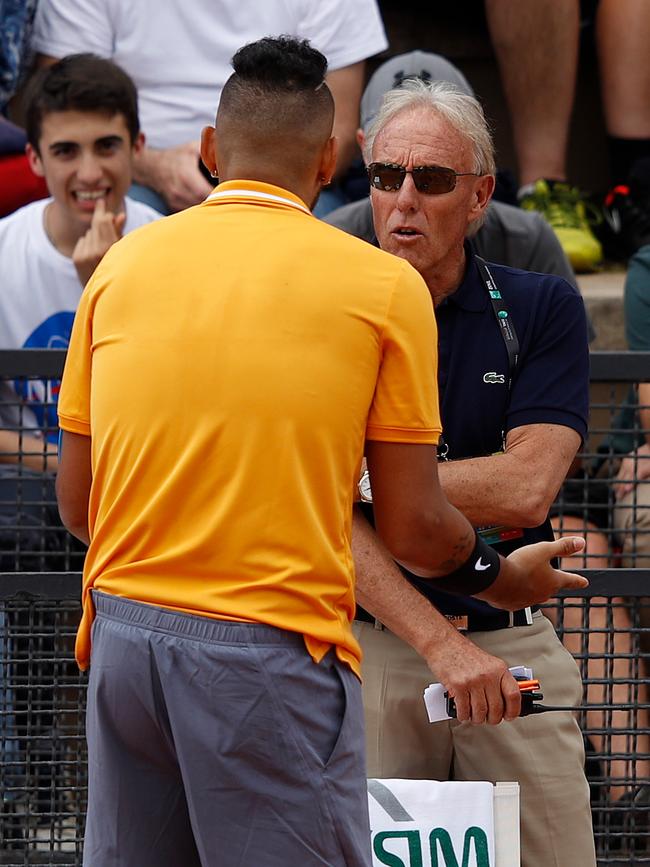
406,246,589,618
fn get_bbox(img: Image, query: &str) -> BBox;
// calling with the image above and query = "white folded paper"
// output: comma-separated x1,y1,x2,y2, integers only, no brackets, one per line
368,778,497,866
423,665,533,723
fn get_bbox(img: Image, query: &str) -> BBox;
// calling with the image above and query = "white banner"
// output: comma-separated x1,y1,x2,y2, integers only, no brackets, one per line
367,779,520,867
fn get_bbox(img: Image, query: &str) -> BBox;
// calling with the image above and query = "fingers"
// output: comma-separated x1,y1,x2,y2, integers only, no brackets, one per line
186,171,214,202
89,201,122,247
468,689,487,726
451,688,470,723
613,455,650,501
72,200,123,286
615,482,633,501
553,569,589,590
501,671,522,721
91,195,106,225
546,535,585,559
114,211,126,238
469,670,521,726
162,145,214,210
452,673,511,726
483,678,505,726
545,537,589,591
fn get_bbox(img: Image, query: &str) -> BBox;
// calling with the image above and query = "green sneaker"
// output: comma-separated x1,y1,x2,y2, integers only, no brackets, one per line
519,179,603,272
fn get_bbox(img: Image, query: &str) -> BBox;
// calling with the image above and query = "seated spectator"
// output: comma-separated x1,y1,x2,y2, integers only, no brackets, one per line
613,238,650,564
0,53,159,474
485,0,650,271
0,1,48,215
31,0,388,215
0,118,48,216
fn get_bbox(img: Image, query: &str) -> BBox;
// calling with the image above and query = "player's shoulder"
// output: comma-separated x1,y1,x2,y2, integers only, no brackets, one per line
319,219,428,301
315,215,409,271
324,197,375,243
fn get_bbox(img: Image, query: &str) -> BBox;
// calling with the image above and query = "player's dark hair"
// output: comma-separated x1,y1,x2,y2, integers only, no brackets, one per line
230,36,328,91
25,54,140,151
217,37,334,155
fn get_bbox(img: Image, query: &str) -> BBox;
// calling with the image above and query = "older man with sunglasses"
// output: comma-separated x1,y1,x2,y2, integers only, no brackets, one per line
352,79,596,867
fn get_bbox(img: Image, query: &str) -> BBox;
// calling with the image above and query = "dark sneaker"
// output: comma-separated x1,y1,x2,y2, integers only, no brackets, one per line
603,184,650,258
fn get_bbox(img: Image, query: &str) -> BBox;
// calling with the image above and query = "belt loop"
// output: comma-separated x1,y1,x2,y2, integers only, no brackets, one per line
508,611,515,627
524,606,533,625
373,618,385,631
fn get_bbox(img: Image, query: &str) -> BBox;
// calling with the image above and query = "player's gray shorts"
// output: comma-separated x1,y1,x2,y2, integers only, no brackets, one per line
83,591,371,867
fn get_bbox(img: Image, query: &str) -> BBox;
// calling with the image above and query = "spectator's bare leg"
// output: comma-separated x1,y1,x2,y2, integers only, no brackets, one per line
614,476,650,655
485,0,580,185
596,0,650,138
551,516,649,801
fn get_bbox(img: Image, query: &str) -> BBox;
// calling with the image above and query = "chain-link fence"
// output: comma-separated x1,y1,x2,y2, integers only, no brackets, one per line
2,351,650,864
0,575,648,865
552,351,650,570
4,350,650,570
549,572,650,865
1,576,85,865
0,351,83,575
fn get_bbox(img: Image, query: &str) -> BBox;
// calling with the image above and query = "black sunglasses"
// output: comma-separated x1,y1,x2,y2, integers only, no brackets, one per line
367,162,481,195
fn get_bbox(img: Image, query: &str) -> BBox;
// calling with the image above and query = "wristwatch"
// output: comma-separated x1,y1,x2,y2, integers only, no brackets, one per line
358,469,373,503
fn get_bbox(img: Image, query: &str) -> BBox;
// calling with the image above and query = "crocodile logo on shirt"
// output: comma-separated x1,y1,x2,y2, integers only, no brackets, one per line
483,371,505,384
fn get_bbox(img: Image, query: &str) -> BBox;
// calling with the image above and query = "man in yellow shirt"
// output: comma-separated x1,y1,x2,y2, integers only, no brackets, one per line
56,36,587,867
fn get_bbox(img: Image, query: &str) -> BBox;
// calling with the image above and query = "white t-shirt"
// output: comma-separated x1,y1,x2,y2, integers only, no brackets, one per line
32,0,388,150
0,196,159,436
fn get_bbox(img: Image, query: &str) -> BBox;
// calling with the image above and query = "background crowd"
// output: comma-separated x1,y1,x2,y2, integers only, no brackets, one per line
2,0,650,862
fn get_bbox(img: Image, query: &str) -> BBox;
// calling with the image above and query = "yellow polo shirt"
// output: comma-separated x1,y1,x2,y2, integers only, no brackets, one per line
58,180,441,675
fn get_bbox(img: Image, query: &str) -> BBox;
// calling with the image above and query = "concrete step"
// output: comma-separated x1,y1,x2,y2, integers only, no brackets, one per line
577,268,626,350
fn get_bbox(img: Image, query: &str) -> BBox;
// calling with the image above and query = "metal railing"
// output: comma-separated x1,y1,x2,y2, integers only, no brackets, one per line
552,352,650,568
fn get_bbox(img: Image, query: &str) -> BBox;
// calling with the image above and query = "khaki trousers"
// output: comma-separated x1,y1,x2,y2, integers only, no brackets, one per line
355,612,596,867
614,481,650,568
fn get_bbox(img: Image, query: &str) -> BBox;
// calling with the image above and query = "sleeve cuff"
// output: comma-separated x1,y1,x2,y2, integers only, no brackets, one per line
506,409,587,442
58,414,91,436
365,425,441,444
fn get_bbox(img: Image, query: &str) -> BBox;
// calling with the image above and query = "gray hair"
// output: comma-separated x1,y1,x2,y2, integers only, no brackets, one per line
363,78,496,177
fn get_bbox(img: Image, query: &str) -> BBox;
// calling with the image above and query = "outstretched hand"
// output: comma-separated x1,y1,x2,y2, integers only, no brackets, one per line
475,536,588,611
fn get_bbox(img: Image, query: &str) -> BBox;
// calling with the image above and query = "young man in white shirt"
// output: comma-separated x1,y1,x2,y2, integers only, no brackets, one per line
32,0,388,214
0,53,160,468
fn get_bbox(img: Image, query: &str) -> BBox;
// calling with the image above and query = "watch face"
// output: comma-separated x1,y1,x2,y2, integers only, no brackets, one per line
358,469,373,503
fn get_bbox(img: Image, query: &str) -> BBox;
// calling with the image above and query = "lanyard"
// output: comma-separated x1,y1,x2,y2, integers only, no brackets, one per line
437,256,520,460
474,255,520,388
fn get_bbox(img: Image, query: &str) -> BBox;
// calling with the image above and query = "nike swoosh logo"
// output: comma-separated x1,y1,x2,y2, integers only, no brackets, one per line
474,557,490,571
